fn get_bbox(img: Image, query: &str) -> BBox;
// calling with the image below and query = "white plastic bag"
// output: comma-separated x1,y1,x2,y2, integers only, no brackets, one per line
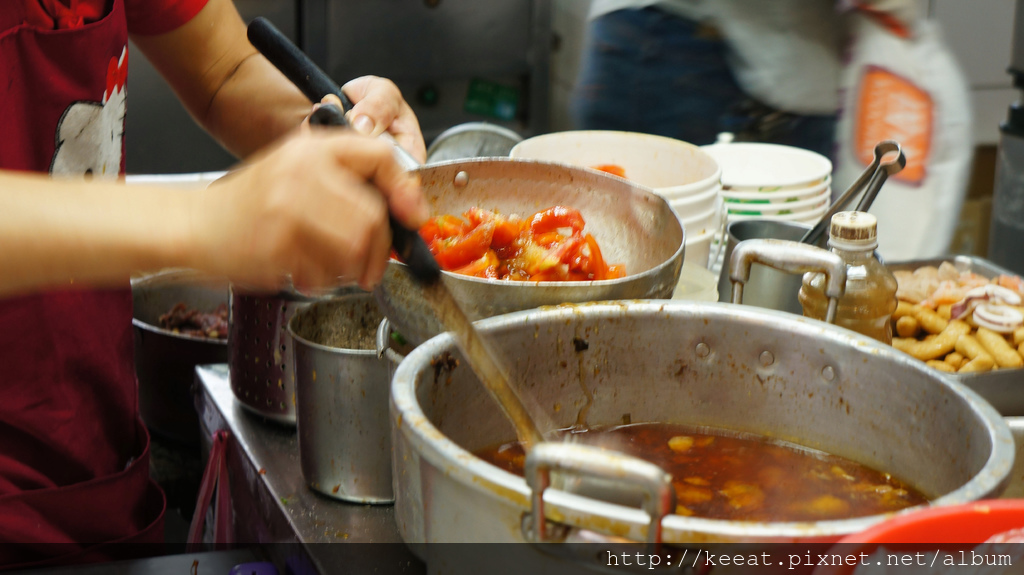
833,11,973,261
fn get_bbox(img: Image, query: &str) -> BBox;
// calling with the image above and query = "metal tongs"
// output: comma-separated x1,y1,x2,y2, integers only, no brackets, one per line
799,140,906,246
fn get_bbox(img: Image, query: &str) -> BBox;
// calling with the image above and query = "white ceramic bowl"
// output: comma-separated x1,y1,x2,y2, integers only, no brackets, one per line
667,185,719,216
724,192,829,216
726,202,829,223
719,179,830,203
702,143,831,190
510,130,721,197
679,206,720,236
683,228,716,269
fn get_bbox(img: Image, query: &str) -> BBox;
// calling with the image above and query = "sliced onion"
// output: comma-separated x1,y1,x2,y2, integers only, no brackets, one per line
973,304,1024,334
966,285,1022,306
950,285,1023,320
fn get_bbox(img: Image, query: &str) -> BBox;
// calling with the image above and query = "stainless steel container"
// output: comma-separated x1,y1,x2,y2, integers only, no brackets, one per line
228,288,311,425
887,255,1024,416
132,270,229,444
716,219,819,314
391,301,1014,547
289,294,393,503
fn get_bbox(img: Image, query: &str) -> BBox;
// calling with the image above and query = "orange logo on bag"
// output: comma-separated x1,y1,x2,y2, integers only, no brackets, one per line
854,65,932,185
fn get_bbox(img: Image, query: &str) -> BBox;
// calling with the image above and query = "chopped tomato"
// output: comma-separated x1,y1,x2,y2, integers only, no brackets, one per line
419,215,470,244
433,222,494,270
452,249,500,279
532,231,565,248
412,205,625,282
491,218,523,249
605,264,626,279
529,206,585,236
592,164,627,178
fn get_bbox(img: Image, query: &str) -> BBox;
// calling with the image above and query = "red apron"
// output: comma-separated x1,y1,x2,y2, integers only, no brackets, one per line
0,0,164,567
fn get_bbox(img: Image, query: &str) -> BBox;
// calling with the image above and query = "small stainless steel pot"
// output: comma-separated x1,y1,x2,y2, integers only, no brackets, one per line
289,294,393,503
132,270,228,444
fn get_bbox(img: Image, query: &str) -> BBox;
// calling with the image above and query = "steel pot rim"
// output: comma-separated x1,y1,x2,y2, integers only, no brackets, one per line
390,300,1015,542
286,295,382,357
131,268,229,345
401,156,686,286
131,317,230,346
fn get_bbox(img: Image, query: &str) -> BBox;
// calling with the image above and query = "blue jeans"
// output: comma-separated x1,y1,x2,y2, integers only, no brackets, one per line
572,8,837,159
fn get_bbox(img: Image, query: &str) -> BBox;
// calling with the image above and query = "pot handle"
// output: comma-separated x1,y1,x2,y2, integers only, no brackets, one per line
522,442,675,547
729,239,847,324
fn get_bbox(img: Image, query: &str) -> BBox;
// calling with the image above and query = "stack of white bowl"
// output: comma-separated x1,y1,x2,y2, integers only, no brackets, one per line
701,142,833,276
509,130,723,270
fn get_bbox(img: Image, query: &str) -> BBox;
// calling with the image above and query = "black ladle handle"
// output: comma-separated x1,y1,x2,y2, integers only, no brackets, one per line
250,18,440,285
247,17,353,110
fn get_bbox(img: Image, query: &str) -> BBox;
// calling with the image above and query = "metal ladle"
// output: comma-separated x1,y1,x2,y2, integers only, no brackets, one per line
799,140,906,246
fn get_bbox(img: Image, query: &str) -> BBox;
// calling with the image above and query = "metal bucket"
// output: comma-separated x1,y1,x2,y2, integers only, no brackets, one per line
716,220,820,314
289,294,393,503
390,301,1014,547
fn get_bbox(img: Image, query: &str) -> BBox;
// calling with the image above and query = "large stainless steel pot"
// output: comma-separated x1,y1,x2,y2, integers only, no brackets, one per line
132,269,228,444
374,158,685,346
390,301,1014,547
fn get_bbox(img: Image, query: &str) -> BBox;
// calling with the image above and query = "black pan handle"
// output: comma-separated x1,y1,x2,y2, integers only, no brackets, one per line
292,91,442,284
249,17,439,285
247,17,354,111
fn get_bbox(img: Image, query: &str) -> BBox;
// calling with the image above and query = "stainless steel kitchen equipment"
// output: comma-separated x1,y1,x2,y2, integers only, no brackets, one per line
376,158,685,347
887,254,1024,417
390,301,1014,547
716,220,815,314
289,294,393,503
132,270,229,444
727,238,847,323
228,288,323,425
800,140,905,246
425,122,523,164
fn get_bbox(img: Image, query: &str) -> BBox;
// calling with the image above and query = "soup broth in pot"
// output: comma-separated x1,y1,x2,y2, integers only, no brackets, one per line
476,422,929,523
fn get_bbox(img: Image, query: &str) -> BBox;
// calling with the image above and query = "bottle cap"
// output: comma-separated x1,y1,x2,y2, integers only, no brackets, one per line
828,211,878,251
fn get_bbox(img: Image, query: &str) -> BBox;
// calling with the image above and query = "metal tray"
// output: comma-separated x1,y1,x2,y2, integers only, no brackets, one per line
887,254,1024,416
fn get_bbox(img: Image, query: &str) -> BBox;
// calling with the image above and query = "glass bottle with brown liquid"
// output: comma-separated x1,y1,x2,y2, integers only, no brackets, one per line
799,211,898,344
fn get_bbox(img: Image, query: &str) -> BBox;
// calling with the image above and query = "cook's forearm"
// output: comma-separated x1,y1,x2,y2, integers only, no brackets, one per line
130,0,310,160
202,52,310,158
0,172,195,296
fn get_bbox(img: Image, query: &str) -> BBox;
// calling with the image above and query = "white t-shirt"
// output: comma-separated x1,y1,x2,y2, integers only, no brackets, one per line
588,0,842,115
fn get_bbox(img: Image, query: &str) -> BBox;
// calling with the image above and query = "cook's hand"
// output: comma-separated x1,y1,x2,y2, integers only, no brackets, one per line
192,130,428,292
340,76,427,163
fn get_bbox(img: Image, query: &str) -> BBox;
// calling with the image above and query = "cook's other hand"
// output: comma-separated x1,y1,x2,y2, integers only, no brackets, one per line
194,130,428,292
342,76,427,163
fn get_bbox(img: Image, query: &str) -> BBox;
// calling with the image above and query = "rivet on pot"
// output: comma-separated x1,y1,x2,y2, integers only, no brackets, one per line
759,351,774,367
821,365,836,382
453,171,469,188
695,342,710,358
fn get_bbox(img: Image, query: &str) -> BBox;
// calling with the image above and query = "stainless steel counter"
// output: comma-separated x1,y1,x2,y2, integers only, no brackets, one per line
194,364,423,574
195,361,1024,571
